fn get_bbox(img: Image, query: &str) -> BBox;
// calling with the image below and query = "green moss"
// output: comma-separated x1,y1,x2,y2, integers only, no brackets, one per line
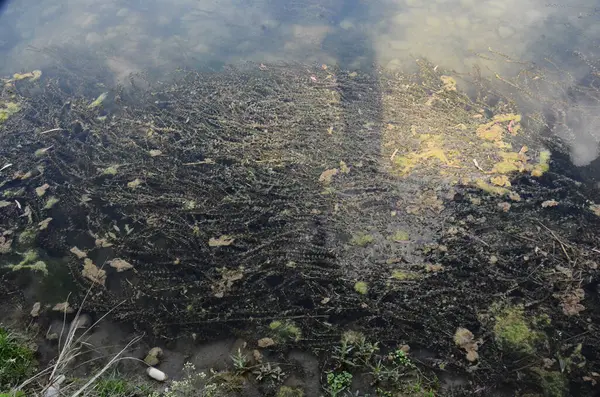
354,281,368,294
270,320,301,342
492,304,541,353
351,234,374,246
391,230,410,242
276,386,304,397
532,368,567,397
0,328,36,389
94,377,135,397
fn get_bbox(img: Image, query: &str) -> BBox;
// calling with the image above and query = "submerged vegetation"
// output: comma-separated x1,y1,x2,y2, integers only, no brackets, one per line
0,56,598,396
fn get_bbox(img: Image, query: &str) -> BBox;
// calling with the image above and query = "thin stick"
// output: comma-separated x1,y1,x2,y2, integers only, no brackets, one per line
39,128,64,134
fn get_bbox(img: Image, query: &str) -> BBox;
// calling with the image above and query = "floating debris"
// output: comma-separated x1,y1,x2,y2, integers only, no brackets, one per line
108,258,134,272
209,235,234,247
70,246,87,259
82,258,106,286
149,149,162,157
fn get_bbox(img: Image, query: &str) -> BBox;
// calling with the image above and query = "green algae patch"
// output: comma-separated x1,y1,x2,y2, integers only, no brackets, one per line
88,92,108,108
475,178,510,196
0,102,21,124
391,230,410,242
492,304,542,354
351,233,374,246
531,150,551,177
390,270,419,280
9,249,48,276
354,281,368,294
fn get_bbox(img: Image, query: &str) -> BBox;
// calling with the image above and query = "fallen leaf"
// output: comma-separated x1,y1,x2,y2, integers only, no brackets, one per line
95,238,113,248
0,236,12,254
319,168,338,184
82,258,106,286
559,288,585,316
454,327,479,362
53,302,74,314
258,337,276,348
209,235,234,247
542,200,559,208
108,258,134,272
30,302,41,317
70,246,87,259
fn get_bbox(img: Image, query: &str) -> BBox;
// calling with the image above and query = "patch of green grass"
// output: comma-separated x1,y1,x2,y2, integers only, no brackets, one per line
350,234,374,246
492,304,541,353
354,281,368,295
94,376,137,397
0,328,35,389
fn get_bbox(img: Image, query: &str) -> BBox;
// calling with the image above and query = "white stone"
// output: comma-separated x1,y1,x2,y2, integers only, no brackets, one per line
146,367,168,382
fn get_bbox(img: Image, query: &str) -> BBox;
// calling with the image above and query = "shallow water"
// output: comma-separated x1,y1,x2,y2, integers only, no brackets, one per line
2,0,600,165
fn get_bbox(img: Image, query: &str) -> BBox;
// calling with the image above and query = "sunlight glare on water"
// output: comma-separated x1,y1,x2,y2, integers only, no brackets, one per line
1,0,600,165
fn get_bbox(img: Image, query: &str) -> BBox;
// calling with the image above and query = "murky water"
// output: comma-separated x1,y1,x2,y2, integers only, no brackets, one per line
2,0,600,165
